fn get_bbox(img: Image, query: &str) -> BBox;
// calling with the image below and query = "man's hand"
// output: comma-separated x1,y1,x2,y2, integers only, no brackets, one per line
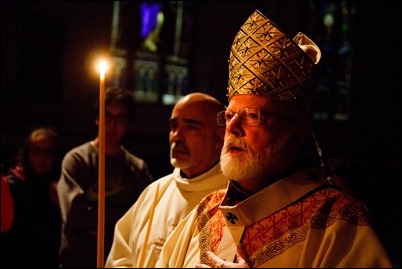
195,243,251,268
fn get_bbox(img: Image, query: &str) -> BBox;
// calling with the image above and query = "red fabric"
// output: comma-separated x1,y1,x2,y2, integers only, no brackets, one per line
1,174,14,233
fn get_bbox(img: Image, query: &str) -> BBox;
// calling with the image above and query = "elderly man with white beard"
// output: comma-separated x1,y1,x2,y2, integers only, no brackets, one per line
155,9,393,268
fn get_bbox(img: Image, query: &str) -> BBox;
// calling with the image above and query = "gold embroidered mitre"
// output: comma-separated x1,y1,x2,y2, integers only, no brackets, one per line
228,10,321,112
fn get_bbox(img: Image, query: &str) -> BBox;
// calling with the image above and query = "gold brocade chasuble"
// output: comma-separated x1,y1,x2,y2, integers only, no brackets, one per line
199,167,328,265
157,166,393,268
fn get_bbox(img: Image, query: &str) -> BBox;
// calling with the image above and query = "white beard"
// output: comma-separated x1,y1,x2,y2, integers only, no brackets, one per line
220,133,289,182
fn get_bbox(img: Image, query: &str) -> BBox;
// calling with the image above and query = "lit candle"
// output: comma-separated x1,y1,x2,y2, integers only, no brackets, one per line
97,59,107,268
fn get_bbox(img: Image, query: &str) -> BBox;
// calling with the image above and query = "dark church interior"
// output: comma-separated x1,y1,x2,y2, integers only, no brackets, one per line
1,1,400,266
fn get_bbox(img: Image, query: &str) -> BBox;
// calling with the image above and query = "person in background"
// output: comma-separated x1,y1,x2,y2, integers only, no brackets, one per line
1,126,63,268
57,87,153,268
156,10,393,268
105,92,229,268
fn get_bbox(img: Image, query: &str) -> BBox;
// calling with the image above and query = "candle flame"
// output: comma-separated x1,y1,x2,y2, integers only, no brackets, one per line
98,59,108,76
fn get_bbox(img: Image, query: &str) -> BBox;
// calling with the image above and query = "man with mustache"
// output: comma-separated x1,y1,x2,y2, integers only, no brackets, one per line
156,10,393,268
105,92,229,268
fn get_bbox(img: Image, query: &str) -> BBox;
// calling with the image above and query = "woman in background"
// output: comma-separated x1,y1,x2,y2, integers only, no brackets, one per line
1,127,63,268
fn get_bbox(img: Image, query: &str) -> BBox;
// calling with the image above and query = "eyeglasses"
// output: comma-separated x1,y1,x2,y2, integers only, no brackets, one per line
218,108,271,126
105,112,130,125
